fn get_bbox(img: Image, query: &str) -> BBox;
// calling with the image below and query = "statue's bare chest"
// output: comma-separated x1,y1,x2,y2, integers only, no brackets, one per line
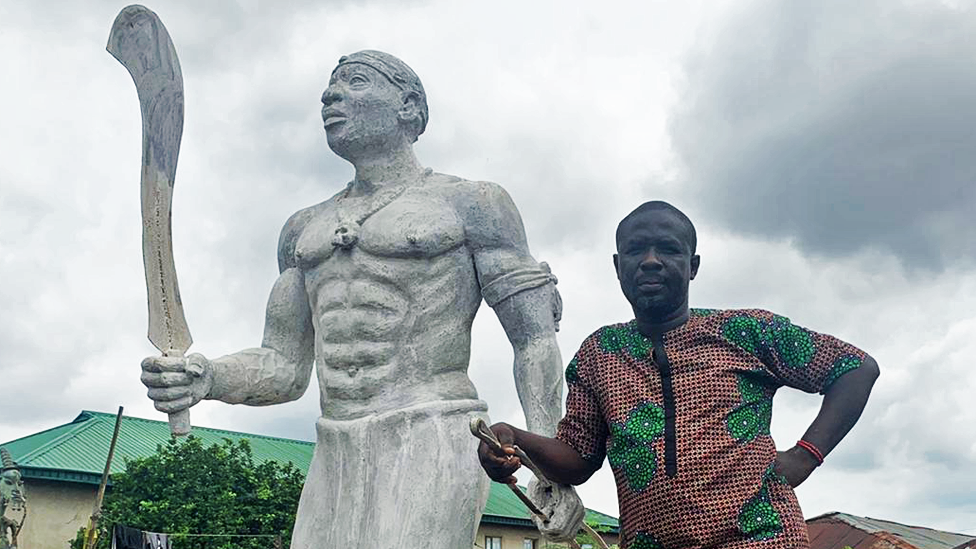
293,191,466,271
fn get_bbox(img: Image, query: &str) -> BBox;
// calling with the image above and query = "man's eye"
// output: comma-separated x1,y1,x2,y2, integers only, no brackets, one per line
350,75,367,85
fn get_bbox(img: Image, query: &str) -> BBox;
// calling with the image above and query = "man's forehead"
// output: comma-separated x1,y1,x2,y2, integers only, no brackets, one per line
616,210,692,243
619,210,685,233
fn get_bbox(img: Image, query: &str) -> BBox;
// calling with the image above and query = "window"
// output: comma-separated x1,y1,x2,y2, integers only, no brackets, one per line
523,539,537,549
485,536,502,549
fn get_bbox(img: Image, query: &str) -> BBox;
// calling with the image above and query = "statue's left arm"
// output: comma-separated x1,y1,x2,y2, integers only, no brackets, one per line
464,181,563,436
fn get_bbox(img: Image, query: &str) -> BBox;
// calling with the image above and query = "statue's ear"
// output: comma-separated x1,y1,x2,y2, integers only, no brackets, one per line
398,91,421,121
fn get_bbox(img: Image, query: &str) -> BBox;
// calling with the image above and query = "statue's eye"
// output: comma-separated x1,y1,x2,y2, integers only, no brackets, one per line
350,74,368,86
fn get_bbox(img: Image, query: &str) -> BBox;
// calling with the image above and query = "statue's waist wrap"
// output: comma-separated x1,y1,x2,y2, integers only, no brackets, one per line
290,399,491,548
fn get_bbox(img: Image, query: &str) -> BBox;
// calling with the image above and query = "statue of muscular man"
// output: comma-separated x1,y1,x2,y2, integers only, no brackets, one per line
141,50,571,547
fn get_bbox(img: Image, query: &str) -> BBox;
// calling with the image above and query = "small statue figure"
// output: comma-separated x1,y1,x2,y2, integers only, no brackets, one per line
0,449,26,549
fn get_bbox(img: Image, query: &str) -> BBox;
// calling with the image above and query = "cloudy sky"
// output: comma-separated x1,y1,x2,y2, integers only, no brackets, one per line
2,0,975,535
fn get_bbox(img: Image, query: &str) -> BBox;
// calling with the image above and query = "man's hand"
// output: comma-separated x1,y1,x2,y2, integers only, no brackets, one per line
774,446,820,487
141,353,214,414
477,422,523,484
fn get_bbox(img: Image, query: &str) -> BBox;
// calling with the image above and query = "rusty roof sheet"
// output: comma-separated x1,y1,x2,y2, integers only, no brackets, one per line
808,512,976,549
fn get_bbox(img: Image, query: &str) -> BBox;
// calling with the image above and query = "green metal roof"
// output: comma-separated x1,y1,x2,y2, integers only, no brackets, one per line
2,411,313,485
482,482,619,532
2,410,618,529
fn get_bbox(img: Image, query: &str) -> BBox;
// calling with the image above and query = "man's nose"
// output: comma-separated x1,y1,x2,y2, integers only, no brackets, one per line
639,250,662,269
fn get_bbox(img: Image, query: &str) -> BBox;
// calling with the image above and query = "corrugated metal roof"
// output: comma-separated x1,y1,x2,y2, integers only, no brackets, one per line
2,410,619,529
3,410,314,480
481,481,619,532
808,512,976,549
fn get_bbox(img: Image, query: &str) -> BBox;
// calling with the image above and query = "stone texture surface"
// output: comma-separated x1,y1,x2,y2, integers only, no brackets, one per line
108,4,194,435
142,50,567,547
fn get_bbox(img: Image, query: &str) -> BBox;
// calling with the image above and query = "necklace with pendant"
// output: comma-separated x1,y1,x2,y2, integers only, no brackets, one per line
331,169,430,249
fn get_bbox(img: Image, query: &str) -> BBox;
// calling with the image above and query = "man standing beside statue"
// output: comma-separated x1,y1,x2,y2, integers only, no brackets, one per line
141,50,567,548
479,201,880,549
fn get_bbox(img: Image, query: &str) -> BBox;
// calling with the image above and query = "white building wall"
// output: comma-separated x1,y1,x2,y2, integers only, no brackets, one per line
17,479,95,549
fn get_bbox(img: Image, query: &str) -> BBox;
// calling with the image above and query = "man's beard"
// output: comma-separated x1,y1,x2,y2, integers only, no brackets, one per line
631,293,681,318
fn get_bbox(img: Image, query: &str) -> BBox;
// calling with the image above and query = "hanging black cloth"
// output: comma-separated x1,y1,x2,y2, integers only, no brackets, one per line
111,525,144,549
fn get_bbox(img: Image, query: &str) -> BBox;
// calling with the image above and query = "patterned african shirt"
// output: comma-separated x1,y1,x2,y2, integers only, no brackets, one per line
556,308,866,549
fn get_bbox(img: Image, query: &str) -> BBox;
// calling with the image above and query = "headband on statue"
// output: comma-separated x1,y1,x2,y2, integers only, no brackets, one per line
335,50,429,136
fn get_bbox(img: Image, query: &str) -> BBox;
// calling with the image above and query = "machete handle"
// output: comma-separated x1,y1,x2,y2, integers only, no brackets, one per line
169,409,191,436
163,349,191,436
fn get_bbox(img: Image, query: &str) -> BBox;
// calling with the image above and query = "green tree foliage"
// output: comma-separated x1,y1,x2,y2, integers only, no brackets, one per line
70,436,303,549
541,516,619,549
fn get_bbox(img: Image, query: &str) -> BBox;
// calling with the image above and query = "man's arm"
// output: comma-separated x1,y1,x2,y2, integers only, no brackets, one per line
479,423,602,486
775,354,880,486
142,215,315,411
465,181,563,435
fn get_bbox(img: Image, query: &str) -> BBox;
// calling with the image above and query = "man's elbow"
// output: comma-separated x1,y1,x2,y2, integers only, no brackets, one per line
861,354,880,382
552,463,600,486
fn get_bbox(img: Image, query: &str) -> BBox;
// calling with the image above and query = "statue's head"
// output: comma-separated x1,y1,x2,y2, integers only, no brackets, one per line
0,450,24,512
321,50,428,161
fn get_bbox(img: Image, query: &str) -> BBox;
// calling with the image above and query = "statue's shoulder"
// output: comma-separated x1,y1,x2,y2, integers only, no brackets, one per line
276,186,346,271
425,172,517,215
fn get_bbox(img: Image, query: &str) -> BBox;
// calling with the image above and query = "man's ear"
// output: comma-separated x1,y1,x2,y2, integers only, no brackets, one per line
690,254,701,280
613,254,621,280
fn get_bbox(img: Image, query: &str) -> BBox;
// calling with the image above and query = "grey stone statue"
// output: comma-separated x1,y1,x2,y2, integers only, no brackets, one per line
141,50,568,547
0,449,25,549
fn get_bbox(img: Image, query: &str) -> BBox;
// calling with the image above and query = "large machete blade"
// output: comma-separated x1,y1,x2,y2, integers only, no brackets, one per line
107,4,192,435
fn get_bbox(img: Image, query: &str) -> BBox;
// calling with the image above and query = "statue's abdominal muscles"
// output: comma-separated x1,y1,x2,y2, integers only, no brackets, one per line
295,195,482,419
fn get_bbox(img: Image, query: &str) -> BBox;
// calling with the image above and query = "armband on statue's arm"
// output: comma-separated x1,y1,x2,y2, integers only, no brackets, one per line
482,261,562,331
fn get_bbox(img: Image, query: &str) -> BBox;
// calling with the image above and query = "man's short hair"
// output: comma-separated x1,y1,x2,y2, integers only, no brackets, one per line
616,201,697,254
335,50,429,142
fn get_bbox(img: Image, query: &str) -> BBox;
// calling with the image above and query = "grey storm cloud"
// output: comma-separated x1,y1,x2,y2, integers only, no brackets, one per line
669,0,976,270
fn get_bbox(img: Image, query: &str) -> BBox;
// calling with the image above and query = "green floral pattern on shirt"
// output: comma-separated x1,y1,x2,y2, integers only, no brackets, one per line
737,465,787,541
726,375,773,442
630,532,663,549
768,318,815,368
597,323,653,359
822,354,862,392
607,402,665,491
565,357,580,385
723,313,817,369
722,315,766,355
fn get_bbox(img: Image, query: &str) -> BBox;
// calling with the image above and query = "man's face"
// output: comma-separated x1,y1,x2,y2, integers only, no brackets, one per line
613,210,700,319
321,63,404,160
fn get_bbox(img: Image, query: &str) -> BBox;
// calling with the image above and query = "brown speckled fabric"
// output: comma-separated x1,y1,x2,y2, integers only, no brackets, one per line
556,308,865,549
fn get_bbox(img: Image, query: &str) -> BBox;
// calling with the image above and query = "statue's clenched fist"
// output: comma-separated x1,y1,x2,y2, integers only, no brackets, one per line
141,353,213,414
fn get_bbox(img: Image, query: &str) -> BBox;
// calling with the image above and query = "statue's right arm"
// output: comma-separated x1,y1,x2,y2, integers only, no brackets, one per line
207,211,316,406
142,211,315,412
206,264,315,406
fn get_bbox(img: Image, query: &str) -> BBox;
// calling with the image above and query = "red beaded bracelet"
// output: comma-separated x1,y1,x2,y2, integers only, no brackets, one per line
796,439,825,465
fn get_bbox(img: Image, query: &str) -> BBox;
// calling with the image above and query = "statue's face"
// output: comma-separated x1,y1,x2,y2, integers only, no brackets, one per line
0,470,24,509
321,63,404,160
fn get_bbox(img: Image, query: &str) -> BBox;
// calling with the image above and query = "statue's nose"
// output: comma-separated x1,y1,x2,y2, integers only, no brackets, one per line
322,86,342,106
